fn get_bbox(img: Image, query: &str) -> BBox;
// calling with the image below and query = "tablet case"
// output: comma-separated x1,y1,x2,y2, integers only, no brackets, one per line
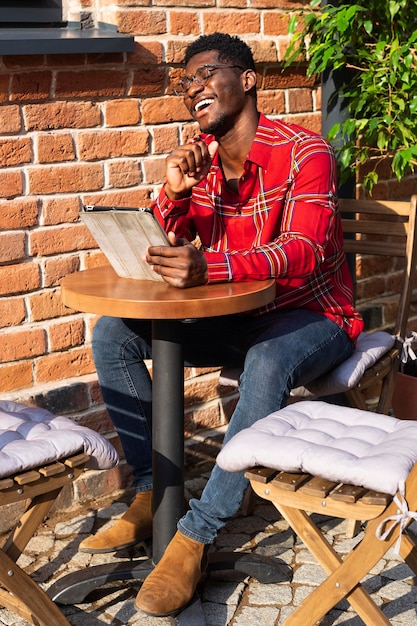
81,206,169,281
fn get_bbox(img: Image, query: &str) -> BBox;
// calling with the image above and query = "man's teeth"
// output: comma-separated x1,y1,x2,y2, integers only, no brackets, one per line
195,99,214,112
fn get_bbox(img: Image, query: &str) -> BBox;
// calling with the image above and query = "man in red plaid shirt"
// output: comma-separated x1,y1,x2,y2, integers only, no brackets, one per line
81,32,363,617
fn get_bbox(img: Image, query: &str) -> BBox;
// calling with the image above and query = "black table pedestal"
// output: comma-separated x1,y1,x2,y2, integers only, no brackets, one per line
48,319,290,624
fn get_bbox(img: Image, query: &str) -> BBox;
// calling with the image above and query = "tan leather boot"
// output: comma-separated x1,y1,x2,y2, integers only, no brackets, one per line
79,491,153,553
135,530,207,616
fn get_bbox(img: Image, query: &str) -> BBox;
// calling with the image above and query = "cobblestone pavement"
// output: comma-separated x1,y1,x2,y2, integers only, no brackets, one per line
1,432,417,626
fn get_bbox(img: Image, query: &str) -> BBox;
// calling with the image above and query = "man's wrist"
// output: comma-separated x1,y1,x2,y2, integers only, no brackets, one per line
164,183,191,201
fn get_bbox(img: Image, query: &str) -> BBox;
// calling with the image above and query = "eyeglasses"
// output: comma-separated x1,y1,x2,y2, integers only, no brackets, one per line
173,64,245,96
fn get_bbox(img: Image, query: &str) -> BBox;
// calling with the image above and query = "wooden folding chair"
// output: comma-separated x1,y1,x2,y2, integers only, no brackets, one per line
217,400,417,625
0,400,118,626
220,195,417,415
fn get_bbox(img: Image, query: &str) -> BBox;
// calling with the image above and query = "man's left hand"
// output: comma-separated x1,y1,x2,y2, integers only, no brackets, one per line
146,232,208,288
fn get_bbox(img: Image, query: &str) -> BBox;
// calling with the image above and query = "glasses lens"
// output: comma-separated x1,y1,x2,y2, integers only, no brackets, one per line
174,66,213,96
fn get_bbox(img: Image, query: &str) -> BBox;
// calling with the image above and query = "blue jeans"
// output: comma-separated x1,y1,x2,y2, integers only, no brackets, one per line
92,309,354,544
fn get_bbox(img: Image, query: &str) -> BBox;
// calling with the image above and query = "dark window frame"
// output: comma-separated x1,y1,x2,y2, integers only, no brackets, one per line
0,0,134,55
0,1,63,25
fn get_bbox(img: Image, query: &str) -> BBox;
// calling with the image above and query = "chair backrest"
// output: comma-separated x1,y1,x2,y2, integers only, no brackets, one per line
339,196,417,339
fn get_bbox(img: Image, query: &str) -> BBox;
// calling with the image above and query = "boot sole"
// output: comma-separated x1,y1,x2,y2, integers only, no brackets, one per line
135,601,186,618
79,534,151,554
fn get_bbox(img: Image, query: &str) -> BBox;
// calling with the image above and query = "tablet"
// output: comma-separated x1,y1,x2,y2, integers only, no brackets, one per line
81,206,170,281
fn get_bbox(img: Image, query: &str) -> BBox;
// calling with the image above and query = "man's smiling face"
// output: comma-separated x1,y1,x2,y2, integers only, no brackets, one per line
183,50,247,136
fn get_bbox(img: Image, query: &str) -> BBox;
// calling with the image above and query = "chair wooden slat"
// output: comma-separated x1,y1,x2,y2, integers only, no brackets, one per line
330,483,367,503
299,475,338,497
64,452,90,468
272,471,310,491
14,470,41,485
39,462,66,477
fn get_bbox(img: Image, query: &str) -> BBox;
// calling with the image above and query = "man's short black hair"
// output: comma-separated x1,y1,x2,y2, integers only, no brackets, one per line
184,33,256,71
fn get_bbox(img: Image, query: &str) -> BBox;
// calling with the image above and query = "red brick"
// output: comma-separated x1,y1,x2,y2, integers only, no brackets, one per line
153,126,179,154
0,262,40,295
105,99,141,127
0,232,25,263
28,164,104,194
0,170,23,199
143,157,166,185
49,319,85,352
0,198,38,229
35,348,95,383
288,88,313,113
10,71,52,102
41,197,81,225
43,255,81,287
29,289,70,321
141,96,191,125
37,132,76,163
257,90,286,116
76,129,149,160
107,160,142,188
166,40,189,65
24,101,101,131
0,327,46,363
218,0,246,7
249,39,278,64
130,68,166,96
170,12,199,35
55,70,129,98
0,105,21,133
263,11,293,36
203,12,260,34
83,188,154,208
0,362,33,393
117,10,167,35
0,297,26,328
30,224,96,256
0,76,9,104
127,41,164,65
265,66,316,89
283,112,321,134
83,251,110,269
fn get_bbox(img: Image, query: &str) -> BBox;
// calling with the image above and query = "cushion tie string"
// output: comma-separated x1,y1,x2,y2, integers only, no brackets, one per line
400,331,417,367
375,481,417,554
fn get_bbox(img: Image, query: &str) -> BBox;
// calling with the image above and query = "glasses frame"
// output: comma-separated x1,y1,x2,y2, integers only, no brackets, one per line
173,64,245,96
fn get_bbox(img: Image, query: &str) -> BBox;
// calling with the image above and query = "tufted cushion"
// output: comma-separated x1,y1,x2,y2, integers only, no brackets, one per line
0,400,119,479
217,401,417,495
304,331,395,396
220,332,395,397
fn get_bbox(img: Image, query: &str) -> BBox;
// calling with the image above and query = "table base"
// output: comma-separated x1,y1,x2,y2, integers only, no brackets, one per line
48,550,291,624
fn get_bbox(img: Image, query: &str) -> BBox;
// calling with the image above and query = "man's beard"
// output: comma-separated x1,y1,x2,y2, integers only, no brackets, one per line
199,112,228,136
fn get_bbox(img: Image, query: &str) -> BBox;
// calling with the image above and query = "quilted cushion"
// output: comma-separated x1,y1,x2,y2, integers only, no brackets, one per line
0,400,119,479
304,331,395,396
217,401,417,495
220,332,395,397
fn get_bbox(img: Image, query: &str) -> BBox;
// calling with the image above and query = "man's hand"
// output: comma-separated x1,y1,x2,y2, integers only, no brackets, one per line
146,232,208,288
164,140,219,200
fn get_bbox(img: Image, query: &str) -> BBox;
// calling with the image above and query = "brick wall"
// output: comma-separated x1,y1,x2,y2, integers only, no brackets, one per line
0,0,416,509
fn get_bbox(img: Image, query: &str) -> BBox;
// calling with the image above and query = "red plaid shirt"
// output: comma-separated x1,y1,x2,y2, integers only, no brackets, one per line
153,114,363,341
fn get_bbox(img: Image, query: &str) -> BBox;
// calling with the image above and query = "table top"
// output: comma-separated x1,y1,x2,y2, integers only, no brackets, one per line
60,265,276,319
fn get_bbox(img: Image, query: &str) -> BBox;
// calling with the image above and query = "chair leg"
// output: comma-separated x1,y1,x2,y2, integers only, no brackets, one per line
399,533,417,574
277,504,391,626
3,489,60,562
0,546,71,626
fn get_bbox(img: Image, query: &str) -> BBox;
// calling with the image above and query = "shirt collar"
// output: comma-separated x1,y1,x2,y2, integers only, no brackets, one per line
246,113,275,170
205,113,274,172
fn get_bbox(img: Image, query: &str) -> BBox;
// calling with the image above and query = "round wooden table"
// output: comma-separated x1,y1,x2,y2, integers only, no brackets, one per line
51,266,280,614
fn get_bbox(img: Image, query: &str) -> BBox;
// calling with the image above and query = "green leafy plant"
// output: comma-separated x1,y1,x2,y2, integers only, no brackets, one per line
284,0,417,193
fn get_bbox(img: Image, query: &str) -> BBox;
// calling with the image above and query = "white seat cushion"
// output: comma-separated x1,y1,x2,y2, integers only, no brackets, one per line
304,331,395,396
0,400,119,478
220,332,396,397
217,401,417,495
